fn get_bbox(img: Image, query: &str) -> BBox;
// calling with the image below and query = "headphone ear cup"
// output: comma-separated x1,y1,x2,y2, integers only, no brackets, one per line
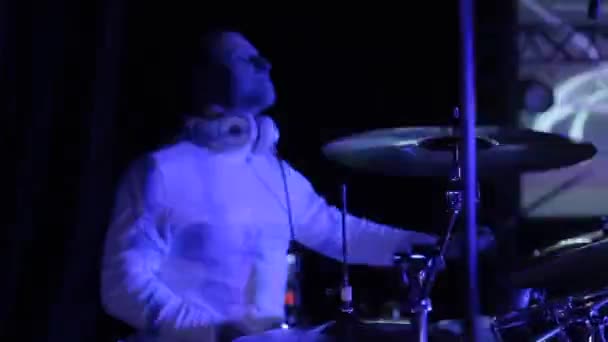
189,115,252,151
216,115,252,149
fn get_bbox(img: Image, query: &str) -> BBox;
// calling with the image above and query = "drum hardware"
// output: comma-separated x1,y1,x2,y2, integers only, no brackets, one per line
312,183,370,341
494,288,608,341
324,117,598,341
390,107,479,342
340,184,354,315
320,119,597,341
315,113,482,340
327,183,365,341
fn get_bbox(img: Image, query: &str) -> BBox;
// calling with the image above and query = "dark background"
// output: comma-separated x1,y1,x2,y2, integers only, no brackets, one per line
5,1,584,341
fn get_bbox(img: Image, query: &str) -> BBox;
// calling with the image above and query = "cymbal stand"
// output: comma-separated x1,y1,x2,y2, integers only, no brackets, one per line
394,117,474,342
340,184,354,315
324,183,363,342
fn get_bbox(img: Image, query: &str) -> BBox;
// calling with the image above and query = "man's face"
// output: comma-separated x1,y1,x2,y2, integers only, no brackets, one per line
211,32,276,112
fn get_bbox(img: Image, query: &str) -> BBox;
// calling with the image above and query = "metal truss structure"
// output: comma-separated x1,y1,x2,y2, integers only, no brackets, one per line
519,23,608,64
518,0,608,64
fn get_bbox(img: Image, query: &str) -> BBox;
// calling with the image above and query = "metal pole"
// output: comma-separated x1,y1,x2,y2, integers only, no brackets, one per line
459,0,481,340
416,309,429,342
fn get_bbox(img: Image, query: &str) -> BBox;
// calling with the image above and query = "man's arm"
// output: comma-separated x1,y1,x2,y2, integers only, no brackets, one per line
284,162,437,266
100,156,221,339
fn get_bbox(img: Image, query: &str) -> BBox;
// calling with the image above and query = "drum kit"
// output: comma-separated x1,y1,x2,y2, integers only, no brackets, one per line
293,0,606,338
244,0,605,339
300,115,601,341
234,110,603,342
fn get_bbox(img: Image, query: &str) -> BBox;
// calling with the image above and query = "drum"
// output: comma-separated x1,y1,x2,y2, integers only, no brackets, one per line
234,317,503,341
233,319,421,342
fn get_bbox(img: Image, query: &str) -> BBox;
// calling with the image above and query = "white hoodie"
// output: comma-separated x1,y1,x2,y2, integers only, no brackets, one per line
100,116,437,341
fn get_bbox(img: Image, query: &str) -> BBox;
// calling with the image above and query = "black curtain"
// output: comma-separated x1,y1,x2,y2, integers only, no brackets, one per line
3,0,18,337
8,1,127,341
5,3,518,341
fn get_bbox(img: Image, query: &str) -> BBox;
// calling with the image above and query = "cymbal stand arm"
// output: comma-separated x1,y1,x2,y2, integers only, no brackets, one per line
424,135,467,299
398,146,464,342
420,143,464,303
414,209,460,342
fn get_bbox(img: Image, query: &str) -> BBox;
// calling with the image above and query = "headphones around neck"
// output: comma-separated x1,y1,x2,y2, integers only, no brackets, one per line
186,114,280,155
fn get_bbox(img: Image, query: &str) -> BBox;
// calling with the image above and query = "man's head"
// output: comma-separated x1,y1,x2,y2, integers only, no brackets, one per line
189,31,275,116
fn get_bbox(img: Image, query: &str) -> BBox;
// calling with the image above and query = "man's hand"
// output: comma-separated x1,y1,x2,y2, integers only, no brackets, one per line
392,226,495,287
395,226,495,262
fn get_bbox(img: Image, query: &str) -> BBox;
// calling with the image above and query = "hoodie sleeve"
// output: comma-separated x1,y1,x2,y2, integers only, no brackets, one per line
285,162,437,266
100,155,221,339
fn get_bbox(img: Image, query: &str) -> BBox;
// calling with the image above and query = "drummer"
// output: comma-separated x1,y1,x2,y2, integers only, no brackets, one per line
100,30,490,342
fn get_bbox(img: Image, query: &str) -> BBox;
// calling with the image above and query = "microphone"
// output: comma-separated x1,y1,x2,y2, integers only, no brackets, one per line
588,0,602,20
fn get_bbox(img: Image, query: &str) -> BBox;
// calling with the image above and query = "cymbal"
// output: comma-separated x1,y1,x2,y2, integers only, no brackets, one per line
322,126,597,178
510,231,608,291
